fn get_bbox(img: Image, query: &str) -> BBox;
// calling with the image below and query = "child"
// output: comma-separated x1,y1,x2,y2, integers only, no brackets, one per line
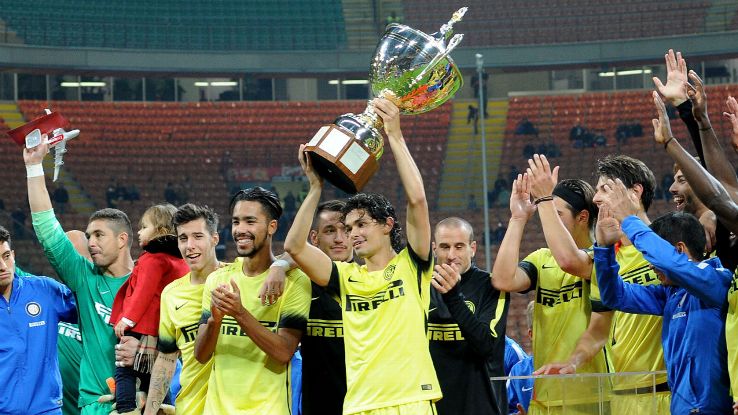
110,204,189,414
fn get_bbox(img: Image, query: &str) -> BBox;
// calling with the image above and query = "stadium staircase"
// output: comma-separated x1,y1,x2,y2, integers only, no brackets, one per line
438,99,507,210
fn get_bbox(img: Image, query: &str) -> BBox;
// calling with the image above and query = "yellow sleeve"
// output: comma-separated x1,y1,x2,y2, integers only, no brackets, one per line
279,270,311,331
158,287,178,353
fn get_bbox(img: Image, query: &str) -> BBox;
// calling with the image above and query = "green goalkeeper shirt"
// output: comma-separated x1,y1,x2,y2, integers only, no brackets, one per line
32,209,130,407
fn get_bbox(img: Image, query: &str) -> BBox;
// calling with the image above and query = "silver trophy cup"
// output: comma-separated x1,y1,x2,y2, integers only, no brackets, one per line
305,8,467,193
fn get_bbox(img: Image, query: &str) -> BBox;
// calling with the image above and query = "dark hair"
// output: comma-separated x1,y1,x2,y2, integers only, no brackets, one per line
173,204,219,235
435,217,475,242
89,208,133,247
0,225,11,249
596,155,656,212
229,186,283,221
650,211,706,261
313,200,346,230
554,179,598,230
342,193,404,252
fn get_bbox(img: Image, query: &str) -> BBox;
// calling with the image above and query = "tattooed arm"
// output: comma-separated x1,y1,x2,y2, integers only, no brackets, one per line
144,351,179,415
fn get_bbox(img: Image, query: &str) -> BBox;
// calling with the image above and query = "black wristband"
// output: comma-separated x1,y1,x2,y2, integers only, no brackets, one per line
664,136,675,149
534,195,554,205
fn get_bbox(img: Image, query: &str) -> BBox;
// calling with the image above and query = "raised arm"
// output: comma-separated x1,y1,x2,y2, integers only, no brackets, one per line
527,154,593,278
652,49,705,160
594,207,666,316
724,96,738,155
24,135,89,290
621,216,731,307
491,174,535,292
652,92,738,233
24,139,53,213
686,71,738,197
284,145,334,286
374,98,430,259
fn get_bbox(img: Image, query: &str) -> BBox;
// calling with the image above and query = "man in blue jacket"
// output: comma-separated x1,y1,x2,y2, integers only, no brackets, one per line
0,225,78,414
595,179,732,414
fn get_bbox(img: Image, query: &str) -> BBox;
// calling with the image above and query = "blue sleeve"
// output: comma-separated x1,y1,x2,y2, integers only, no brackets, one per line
48,278,77,324
504,336,528,375
506,377,520,414
622,216,732,307
594,245,667,316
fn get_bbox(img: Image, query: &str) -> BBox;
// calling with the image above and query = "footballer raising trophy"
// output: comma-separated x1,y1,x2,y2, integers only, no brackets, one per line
304,7,467,193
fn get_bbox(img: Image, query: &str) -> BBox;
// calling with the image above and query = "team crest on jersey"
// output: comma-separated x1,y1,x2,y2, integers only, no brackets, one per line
465,300,475,314
25,302,41,317
384,264,396,281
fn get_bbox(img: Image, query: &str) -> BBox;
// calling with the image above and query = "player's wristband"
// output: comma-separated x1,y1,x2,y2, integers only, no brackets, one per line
534,195,554,205
270,259,290,269
26,163,44,178
663,136,675,149
121,317,136,327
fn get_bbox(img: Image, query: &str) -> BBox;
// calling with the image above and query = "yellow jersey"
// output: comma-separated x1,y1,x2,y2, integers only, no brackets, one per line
200,262,311,415
159,273,213,415
607,244,668,390
520,248,609,407
329,247,441,414
727,269,738,396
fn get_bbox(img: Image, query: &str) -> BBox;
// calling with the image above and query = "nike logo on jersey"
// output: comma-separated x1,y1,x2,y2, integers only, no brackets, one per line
311,297,321,301
348,275,361,283
99,290,110,295
175,302,187,311
522,386,533,392
541,264,556,269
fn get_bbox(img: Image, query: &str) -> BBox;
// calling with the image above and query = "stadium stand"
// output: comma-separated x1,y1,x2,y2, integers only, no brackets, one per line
403,0,718,46
6,84,738,346
0,0,347,50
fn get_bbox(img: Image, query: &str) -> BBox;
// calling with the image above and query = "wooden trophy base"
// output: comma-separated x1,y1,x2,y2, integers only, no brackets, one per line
304,124,379,194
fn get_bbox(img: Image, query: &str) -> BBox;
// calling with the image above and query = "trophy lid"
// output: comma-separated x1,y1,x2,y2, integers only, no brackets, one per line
370,12,466,115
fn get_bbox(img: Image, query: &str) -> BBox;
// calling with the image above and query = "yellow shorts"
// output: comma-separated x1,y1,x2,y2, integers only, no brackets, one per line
352,401,437,415
609,391,670,415
529,402,610,415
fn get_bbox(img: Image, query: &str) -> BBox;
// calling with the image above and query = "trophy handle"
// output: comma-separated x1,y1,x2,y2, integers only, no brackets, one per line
412,34,464,85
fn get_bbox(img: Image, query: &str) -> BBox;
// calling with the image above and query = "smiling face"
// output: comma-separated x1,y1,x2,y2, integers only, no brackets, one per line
344,209,391,259
177,218,219,275
0,242,15,299
231,200,276,258
669,170,699,214
311,210,351,261
433,224,476,274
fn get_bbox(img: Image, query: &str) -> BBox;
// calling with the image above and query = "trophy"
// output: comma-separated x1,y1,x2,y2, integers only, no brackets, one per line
304,8,467,193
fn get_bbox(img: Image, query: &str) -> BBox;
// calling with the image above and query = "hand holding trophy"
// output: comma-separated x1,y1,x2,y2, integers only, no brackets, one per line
304,8,468,193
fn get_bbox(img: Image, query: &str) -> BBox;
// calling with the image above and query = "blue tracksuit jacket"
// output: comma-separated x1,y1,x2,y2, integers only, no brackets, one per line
0,274,77,415
506,356,533,414
594,216,733,414
504,336,529,376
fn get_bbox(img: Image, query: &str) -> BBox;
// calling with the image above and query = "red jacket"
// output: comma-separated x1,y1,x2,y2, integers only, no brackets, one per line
110,235,189,336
